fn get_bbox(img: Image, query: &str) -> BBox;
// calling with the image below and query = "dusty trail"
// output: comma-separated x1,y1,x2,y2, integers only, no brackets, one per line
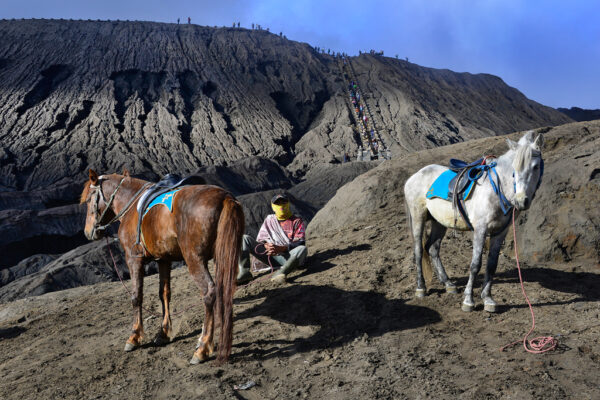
0,213,598,399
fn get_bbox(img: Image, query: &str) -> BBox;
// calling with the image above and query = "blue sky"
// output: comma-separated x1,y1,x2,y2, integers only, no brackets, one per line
3,0,599,109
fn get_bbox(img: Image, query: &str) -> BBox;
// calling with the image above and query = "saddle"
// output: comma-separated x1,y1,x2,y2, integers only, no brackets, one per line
447,158,486,200
135,173,206,245
447,158,488,230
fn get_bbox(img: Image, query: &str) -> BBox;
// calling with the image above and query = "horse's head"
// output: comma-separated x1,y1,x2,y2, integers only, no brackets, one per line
507,131,544,210
81,169,118,240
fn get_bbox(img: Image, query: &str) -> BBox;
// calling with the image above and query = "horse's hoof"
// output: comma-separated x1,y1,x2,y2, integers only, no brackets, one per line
461,302,474,312
415,288,426,298
189,353,208,365
189,355,202,365
124,342,137,352
445,284,458,294
484,302,497,313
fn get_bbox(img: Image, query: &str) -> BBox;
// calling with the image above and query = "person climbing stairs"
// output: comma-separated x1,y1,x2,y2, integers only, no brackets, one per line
338,55,391,160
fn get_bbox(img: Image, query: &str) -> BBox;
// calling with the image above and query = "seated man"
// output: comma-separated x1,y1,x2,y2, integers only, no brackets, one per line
237,194,307,284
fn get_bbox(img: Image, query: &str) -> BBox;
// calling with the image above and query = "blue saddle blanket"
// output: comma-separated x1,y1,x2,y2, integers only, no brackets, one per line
426,170,474,201
143,189,181,216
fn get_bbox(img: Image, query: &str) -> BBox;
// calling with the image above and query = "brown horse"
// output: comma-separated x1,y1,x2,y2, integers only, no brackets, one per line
80,169,244,363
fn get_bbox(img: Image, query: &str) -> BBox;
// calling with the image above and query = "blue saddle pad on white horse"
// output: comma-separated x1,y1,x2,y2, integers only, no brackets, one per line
143,189,181,217
426,169,474,201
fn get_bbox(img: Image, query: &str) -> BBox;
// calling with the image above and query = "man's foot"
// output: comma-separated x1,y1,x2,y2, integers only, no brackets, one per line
270,269,287,283
236,268,253,285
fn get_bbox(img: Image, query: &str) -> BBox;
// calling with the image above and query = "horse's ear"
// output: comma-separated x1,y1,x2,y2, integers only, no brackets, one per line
122,168,130,177
89,169,98,184
506,138,518,151
533,133,545,151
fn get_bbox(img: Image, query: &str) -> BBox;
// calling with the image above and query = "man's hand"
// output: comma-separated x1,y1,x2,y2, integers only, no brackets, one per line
264,242,287,256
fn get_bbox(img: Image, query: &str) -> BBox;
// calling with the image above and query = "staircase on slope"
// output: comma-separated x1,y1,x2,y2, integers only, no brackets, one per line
338,56,390,161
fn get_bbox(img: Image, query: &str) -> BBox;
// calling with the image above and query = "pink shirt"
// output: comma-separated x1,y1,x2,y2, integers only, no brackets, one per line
278,216,305,242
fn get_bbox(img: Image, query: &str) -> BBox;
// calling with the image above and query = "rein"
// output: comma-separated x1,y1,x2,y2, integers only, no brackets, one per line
90,178,152,237
484,162,512,215
500,208,557,353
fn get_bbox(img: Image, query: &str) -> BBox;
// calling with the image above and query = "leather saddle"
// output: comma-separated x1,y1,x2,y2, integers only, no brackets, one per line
447,158,485,200
135,173,206,245
447,158,487,230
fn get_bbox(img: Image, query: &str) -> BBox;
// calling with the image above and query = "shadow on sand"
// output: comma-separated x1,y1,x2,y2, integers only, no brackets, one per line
441,265,600,313
497,267,600,301
233,284,440,361
293,243,372,279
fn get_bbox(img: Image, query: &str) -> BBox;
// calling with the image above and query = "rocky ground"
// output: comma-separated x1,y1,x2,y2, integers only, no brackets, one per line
0,120,598,399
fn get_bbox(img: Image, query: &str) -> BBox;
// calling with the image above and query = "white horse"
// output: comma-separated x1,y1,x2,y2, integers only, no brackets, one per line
404,131,544,312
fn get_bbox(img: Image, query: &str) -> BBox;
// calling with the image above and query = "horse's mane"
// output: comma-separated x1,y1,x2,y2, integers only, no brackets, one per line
80,181,91,204
513,144,534,172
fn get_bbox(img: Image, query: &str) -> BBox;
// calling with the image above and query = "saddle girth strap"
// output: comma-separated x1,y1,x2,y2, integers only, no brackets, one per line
450,159,513,231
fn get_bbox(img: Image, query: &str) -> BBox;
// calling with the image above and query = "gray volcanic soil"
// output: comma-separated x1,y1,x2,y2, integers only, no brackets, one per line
0,121,598,399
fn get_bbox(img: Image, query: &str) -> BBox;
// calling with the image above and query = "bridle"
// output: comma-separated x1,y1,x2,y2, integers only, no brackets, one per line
88,176,152,239
512,150,544,196
88,176,126,239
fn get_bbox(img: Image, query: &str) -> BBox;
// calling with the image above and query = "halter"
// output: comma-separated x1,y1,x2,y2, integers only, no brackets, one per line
89,176,126,239
512,151,544,195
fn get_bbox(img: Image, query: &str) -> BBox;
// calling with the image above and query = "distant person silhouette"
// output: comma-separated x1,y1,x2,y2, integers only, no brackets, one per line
177,18,180,24
188,17,191,24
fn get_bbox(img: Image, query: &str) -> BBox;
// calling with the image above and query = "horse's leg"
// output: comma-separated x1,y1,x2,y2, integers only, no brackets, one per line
124,255,145,351
481,229,508,312
186,254,216,364
154,260,172,345
462,226,487,312
426,220,457,293
410,207,428,297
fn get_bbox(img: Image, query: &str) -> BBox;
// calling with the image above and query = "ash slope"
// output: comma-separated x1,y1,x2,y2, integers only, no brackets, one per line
0,19,570,191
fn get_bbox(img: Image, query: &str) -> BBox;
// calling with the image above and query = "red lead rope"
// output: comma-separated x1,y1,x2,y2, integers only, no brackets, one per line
500,209,558,353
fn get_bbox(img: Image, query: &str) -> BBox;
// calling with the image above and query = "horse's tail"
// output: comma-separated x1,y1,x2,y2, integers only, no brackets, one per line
404,196,433,284
214,195,245,363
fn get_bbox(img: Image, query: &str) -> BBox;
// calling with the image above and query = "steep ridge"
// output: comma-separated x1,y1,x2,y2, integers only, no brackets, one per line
0,19,571,191
342,55,571,154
